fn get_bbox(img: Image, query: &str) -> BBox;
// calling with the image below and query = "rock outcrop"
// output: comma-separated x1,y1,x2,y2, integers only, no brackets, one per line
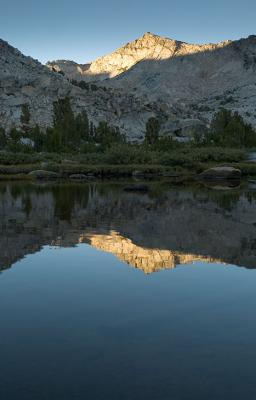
0,39,138,137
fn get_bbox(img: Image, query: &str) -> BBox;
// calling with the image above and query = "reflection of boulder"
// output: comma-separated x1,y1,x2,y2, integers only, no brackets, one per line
202,180,241,190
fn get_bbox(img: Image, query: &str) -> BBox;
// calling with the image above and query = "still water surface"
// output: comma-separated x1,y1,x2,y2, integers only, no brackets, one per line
0,181,256,399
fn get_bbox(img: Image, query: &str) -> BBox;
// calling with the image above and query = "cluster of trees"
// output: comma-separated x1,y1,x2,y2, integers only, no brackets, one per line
193,109,256,147
1,102,256,154
0,98,124,153
146,110,256,149
70,80,99,92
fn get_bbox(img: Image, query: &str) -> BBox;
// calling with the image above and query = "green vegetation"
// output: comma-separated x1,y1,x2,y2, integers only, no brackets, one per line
145,117,160,145
0,100,256,180
0,97,124,153
20,103,31,134
195,109,256,147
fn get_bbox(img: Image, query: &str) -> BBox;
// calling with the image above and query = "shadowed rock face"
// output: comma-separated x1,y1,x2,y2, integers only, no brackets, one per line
0,39,133,135
0,182,256,274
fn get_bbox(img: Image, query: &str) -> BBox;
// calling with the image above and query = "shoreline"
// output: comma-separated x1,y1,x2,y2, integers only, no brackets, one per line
0,161,256,182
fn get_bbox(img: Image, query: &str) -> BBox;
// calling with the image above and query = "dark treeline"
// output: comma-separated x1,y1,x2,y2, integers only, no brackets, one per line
0,97,125,153
192,109,256,148
0,98,256,155
145,110,256,148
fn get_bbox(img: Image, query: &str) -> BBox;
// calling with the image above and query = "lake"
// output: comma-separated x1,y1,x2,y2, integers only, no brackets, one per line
1,181,256,400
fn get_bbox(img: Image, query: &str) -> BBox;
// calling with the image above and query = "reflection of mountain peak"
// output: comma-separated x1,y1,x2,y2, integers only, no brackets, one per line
80,231,220,273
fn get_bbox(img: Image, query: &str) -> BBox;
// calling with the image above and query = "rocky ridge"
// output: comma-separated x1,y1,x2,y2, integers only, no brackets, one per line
0,39,144,138
47,32,231,81
1,33,256,140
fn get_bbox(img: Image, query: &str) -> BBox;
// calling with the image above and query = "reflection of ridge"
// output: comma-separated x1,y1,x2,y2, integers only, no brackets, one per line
80,231,221,274
1,182,256,274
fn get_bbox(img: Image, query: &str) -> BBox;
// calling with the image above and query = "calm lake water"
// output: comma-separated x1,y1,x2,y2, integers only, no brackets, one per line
1,181,256,400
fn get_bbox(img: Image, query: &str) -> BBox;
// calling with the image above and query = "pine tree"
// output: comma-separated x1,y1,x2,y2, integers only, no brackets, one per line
20,103,31,135
30,125,45,152
0,127,7,149
52,97,75,150
75,110,89,143
89,121,96,140
145,117,160,145
207,109,256,147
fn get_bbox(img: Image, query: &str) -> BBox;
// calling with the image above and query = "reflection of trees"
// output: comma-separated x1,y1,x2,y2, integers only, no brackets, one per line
52,184,90,221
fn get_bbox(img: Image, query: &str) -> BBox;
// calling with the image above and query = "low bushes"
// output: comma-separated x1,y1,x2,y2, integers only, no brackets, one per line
0,146,245,168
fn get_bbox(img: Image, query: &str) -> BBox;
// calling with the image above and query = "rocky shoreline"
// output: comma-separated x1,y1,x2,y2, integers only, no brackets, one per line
0,162,255,185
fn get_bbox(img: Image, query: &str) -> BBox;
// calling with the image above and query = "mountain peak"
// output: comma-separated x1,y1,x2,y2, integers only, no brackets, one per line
142,31,159,38
139,31,173,43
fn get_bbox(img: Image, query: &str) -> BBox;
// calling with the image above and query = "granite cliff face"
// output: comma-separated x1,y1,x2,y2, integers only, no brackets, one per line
0,39,137,136
2,33,256,140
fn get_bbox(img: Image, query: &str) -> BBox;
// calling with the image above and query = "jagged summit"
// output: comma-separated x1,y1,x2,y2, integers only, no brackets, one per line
142,31,158,37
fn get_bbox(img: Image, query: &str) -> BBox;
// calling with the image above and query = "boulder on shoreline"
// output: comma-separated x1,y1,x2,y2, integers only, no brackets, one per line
198,166,241,181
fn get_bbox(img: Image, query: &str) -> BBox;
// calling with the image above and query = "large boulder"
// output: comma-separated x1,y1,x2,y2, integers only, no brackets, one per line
198,166,241,181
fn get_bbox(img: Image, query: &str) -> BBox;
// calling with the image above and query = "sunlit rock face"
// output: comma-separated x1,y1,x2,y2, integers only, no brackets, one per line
48,32,230,81
80,32,224,80
0,183,256,273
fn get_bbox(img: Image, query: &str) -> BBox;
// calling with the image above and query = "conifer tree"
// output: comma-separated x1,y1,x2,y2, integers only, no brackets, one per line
20,103,31,135
145,117,160,145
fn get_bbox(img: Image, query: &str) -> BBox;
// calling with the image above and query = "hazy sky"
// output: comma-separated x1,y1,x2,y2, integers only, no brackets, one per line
1,0,255,64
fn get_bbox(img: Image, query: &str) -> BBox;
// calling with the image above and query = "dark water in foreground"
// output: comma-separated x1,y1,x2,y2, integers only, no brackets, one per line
1,181,256,400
